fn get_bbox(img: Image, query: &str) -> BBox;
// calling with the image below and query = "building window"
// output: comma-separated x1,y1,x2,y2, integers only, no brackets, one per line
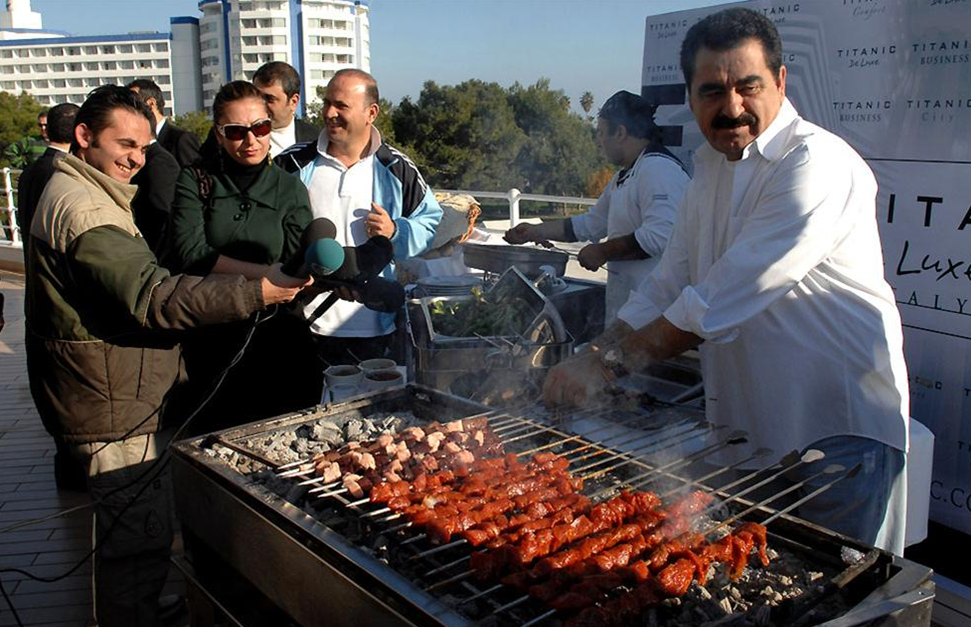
119,44,133,53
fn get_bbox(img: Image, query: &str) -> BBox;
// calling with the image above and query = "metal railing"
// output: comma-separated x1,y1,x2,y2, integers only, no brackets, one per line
437,188,596,227
1,167,22,247
0,174,596,248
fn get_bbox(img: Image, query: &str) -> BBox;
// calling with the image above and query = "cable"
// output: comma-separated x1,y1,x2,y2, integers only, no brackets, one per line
0,310,265,622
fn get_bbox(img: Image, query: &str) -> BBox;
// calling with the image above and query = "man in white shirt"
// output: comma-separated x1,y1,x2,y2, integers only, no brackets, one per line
276,69,442,365
543,8,909,553
505,91,689,323
254,61,321,158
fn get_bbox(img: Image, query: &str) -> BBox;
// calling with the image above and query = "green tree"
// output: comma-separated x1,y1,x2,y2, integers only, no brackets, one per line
392,80,525,191
580,91,595,118
171,110,212,143
0,91,44,168
508,79,603,196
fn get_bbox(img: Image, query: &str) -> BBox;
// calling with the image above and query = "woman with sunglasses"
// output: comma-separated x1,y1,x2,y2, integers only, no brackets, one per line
166,80,321,432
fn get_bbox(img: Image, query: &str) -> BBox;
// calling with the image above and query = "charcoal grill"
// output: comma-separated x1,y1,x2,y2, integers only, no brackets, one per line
170,385,934,627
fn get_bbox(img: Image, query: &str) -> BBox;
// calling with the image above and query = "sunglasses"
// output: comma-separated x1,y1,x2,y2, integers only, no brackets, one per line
216,118,272,141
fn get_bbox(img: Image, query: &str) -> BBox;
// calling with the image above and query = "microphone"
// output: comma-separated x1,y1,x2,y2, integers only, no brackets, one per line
306,235,402,321
304,238,346,278
311,235,394,287
281,218,339,278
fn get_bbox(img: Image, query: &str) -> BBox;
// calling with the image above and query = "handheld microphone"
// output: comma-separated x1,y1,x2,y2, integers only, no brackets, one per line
306,235,402,322
281,217,339,277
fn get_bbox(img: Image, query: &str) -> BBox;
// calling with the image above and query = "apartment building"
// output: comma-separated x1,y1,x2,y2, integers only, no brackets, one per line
0,0,369,116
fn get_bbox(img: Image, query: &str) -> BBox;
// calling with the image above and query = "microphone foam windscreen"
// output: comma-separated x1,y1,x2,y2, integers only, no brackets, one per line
306,238,346,277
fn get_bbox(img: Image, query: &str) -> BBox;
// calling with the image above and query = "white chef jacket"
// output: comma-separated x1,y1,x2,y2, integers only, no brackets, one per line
571,150,688,323
618,99,909,461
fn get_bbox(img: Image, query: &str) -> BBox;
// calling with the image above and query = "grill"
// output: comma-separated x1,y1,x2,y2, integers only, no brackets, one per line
170,385,934,627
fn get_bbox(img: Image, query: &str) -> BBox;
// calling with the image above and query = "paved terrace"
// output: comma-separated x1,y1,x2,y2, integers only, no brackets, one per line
0,272,184,627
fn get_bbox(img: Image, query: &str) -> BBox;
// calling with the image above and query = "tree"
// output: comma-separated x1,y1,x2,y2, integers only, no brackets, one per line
580,91,595,118
392,80,526,191
507,79,604,196
171,110,212,143
585,166,615,198
0,91,44,168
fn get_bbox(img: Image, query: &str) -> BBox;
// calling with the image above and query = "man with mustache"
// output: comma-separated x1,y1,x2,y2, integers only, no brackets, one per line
276,69,442,367
544,8,909,554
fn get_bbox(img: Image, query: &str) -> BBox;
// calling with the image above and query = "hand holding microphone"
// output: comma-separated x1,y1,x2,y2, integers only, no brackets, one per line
281,217,344,279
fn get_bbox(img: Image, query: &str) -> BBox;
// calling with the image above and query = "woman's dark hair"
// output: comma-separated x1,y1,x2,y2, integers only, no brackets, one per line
212,80,269,124
680,8,783,88
598,90,661,142
70,85,154,154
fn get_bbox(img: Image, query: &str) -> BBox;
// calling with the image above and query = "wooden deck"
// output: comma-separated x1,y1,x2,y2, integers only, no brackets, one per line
0,272,185,627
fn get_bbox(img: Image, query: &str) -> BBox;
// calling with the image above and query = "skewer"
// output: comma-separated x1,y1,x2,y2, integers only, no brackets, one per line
314,487,349,499
422,568,476,592
521,608,557,627
424,554,470,577
575,424,719,480
586,430,748,499
487,593,531,616
456,582,503,606
658,447,773,499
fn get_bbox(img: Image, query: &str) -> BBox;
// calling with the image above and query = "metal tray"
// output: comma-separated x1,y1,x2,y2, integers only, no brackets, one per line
462,243,568,278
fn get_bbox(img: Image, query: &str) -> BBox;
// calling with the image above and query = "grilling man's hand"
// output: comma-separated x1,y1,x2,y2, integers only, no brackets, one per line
542,352,611,409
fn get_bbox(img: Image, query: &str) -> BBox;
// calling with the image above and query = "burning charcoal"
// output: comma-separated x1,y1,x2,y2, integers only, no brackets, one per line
698,586,713,601
805,571,823,584
294,438,309,455
362,418,376,433
778,575,792,587
284,483,308,504
295,425,312,439
719,596,734,614
840,546,865,565
346,419,363,440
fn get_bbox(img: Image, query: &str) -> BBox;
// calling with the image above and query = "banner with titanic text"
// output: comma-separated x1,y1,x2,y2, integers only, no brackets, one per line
642,0,971,534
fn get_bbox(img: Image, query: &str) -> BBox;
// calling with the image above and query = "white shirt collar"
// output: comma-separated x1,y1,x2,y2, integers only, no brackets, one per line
155,117,166,137
316,126,382,167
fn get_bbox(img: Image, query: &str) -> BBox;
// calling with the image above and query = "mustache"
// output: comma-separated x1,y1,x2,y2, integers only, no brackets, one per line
712,113,758,129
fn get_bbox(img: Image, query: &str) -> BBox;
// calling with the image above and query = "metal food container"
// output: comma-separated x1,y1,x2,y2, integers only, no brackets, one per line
407,268,573,402
462,243,568,278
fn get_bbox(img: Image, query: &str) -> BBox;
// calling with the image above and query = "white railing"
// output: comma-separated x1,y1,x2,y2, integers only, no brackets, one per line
1,167,22,247
437,188,596,227
0,175,597,248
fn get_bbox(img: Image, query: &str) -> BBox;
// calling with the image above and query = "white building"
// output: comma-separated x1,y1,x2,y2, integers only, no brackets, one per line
0,0,370,116
198,0,370,114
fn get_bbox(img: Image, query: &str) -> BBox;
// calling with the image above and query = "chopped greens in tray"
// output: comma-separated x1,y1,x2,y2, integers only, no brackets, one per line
429,286,535,338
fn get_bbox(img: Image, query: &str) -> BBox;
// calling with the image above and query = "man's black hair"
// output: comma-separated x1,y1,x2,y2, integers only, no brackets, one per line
37,110,48,119
126,78,165,112
680,7,783,88
598,90,660,142
253,61,301,99
46,103,80,145
71,85,154,153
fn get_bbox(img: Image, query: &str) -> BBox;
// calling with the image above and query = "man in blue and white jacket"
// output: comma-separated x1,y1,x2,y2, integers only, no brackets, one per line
276,69,442,365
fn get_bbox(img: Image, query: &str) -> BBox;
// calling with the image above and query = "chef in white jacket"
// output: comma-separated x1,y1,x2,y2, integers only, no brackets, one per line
543,7,909,554
504,91,689,324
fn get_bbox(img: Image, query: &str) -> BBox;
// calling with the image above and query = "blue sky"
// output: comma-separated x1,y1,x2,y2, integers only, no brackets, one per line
30,0,736,111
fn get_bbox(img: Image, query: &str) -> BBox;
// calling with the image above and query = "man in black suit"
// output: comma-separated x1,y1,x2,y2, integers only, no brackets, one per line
16,103,79,255
15,106,86,490
130,140,180,253
127,79,201,167
253,61,320,158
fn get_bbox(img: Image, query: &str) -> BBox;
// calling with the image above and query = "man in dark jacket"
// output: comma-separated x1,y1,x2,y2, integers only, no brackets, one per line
127,78,201,167
25,85,309,627
16,103,79,255
130,136,180,252
254,61,320,157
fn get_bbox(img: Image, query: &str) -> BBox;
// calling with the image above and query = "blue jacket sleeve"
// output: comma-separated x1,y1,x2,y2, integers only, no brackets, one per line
391,187,442,261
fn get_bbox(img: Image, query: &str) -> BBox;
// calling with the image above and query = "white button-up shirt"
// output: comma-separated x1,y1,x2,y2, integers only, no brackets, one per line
269,119,297,159
572,151,688,323
619,99,909,460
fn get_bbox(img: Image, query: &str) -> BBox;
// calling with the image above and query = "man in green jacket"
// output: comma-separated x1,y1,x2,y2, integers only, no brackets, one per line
25,85,309,627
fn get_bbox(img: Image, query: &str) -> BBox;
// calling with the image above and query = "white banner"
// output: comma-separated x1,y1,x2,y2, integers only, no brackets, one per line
643,0,971,533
